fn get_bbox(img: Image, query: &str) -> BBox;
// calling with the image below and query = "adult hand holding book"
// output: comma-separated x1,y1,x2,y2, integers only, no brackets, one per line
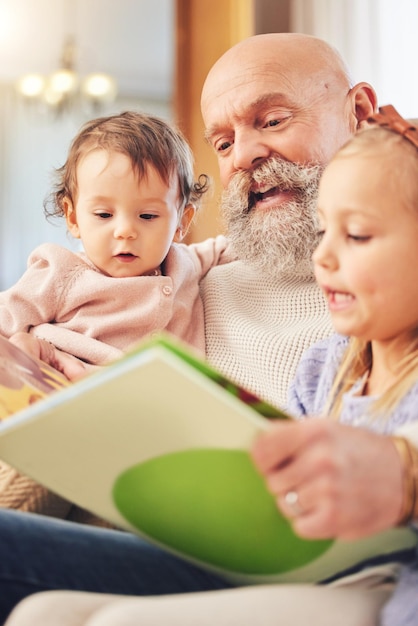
0,332,415,585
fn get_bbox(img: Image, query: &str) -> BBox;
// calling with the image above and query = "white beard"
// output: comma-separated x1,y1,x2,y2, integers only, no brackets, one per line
221,158,323,280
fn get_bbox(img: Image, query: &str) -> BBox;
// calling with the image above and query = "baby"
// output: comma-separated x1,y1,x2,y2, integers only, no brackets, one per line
0,111,231,366
0,110,232,526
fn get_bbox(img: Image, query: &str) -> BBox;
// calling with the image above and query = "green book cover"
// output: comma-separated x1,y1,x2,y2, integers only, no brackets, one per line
0,331,415,584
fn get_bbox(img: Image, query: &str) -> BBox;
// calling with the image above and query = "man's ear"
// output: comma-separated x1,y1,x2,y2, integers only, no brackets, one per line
64,198,80,238
348,82,378,131
174,204,196,242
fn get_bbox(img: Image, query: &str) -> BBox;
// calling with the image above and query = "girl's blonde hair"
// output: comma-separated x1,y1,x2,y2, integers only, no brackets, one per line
323,125,418,420
44,111,209,220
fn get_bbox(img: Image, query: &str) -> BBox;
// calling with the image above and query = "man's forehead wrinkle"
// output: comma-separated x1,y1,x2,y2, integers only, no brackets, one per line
203,102,241,142
204,91,293,139
215,63,296,94
247,92,294,109
202,54,338,141
204,104,256,143
209,62,332,113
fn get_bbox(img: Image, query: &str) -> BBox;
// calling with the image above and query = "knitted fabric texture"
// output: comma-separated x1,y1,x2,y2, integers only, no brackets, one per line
201,260,333,410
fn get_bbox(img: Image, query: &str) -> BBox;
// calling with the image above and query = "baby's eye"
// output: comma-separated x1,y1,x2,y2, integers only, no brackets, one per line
140,213,158,220
348,233,371,242
316,229,325,239
95,211,112,219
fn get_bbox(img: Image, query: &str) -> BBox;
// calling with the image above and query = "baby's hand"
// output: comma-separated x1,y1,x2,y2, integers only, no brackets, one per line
9,333,99,382
50,349,100,382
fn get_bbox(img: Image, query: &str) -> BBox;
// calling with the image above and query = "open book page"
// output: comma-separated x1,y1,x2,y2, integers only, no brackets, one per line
0,331,415,585
0,334,69,421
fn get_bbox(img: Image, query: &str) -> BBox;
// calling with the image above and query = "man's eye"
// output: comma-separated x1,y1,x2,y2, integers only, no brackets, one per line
265,119,280,127
140,213,158,220
216,140,232,152
263,114,292,129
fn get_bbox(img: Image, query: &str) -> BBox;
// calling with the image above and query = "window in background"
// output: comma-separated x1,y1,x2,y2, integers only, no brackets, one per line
290,0,418,118
0,0,174,289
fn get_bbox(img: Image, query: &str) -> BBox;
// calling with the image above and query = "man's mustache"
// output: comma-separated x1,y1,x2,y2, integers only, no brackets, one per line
225,158,322,213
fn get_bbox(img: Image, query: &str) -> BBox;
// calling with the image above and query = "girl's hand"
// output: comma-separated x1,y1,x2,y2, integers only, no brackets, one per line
251,418,403,540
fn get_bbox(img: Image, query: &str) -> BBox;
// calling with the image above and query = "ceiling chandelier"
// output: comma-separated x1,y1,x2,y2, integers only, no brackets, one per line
16,35,118,114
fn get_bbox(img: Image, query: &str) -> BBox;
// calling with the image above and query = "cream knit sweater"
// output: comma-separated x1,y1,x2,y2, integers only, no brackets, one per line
201,260,333,410
0,259,333,526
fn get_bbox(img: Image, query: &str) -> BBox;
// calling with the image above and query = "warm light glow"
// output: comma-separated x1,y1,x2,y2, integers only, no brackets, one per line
48,69,78,95
15,38,118,114
43,86,65,106
16,74,46,98
82,73,118,101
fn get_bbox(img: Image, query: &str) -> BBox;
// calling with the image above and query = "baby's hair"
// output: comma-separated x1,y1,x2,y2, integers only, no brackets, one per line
324,125,418,421
44,111,209,219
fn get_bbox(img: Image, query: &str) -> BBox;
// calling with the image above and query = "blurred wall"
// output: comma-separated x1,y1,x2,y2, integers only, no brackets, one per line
0,0,174,288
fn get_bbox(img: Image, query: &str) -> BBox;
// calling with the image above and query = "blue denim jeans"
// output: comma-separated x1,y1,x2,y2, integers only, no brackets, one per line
0,509,233,624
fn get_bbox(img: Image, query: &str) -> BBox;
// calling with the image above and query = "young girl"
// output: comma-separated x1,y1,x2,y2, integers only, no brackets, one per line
0,111,231,366
252,106,418,626
286,106,418,437
0,111,231,526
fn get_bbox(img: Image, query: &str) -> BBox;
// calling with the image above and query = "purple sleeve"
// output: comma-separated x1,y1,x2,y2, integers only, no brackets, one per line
287,334,349,418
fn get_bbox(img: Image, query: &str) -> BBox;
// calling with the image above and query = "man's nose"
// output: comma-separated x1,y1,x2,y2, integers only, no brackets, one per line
232,128,272,173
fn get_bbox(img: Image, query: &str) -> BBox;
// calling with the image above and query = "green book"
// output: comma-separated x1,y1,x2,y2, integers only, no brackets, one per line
0,332,415,584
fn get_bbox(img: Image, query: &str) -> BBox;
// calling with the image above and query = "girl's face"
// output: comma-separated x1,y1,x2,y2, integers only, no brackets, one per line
313,152,418,346
64,150,194,278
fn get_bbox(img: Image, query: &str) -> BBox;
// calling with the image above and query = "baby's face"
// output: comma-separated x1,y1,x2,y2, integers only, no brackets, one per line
313,153,418,345
66,150,181,277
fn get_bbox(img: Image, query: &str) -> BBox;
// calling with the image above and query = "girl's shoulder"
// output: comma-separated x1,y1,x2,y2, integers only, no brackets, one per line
297,333,350,372
287,334,349,417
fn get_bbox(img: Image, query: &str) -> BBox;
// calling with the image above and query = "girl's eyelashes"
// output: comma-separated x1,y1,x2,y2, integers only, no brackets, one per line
140,213,158,220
